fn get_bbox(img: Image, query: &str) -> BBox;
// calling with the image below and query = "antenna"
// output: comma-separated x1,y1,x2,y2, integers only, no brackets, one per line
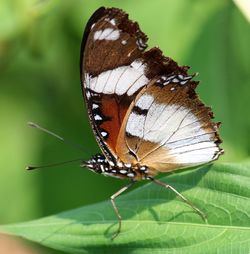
28,122,85,152
26,158,84,170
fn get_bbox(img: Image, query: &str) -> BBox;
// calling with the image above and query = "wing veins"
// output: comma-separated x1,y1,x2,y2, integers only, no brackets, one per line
113,65,131,94
160,145,218,157
167,131,217,145
143,87,179,135
138,105,190,161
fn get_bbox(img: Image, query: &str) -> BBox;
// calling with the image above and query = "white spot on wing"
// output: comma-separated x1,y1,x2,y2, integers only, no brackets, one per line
109,161,115,167
84,73,91,88
172,78,179,83
119,169,127,174
106,30,120,40
92,103,99,109
100,165,105,172
180,80,188,85
94,114,102,120
94,28,120,41
117,162,123,167
136,94,154,110
127,173,135,177
104,18,116,26
93,30,103,40
136,38,147,50
86,90,91,99
110,19,116,25
101,131,108,137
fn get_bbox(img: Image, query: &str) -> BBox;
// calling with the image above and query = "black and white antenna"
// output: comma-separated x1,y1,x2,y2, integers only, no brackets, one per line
26,122,86,170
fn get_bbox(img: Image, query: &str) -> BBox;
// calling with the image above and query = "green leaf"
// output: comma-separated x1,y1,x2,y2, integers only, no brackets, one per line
2,162,250,254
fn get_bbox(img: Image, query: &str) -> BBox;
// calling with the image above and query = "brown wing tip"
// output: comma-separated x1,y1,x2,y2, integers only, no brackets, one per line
142,48,190,79
80,7,107,71
105,7,148,49
214,122,223,144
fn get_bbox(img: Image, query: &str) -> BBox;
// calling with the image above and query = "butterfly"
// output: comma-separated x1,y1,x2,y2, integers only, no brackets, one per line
80,7,223,239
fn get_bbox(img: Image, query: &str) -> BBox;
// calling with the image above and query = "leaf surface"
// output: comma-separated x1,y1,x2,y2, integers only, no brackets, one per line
2,162,250,254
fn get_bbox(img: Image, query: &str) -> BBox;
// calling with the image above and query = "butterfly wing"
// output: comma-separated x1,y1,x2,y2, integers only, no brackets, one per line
81,7,223,171
116,55,223,174
81,7,150,161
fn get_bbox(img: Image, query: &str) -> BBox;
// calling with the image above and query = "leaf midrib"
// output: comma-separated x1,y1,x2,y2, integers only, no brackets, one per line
4,220,250,231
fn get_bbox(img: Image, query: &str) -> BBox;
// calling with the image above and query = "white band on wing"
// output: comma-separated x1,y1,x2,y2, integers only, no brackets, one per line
84,60,149,96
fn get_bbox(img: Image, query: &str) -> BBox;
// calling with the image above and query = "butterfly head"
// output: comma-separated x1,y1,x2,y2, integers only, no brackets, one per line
81,154,112,174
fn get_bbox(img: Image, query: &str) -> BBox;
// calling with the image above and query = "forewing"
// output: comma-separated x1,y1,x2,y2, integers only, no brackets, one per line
80,7,149,160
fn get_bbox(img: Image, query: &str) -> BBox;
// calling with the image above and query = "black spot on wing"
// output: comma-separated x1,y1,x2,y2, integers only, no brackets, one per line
133,106,148,115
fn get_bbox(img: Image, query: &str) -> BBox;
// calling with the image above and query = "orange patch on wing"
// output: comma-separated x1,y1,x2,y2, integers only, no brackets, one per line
100,96,129,153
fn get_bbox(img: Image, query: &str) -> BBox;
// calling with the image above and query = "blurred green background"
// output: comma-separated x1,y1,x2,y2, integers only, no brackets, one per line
0,0,249,253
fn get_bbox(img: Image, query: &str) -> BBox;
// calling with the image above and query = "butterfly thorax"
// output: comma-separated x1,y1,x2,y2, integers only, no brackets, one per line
82,154,149,180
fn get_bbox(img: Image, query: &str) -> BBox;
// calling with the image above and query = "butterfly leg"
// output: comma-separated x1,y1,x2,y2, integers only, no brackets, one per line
149,177,207,222
110,180,136,240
